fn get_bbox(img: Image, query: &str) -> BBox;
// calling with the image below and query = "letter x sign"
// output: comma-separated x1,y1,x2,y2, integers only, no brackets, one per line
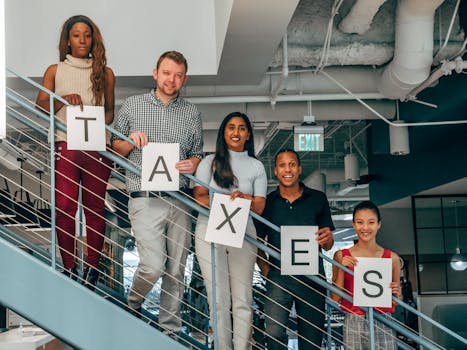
204,193,251,248
66,105,106,151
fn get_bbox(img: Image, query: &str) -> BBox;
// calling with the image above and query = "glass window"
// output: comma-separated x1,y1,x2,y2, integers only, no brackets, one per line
413,195,467,294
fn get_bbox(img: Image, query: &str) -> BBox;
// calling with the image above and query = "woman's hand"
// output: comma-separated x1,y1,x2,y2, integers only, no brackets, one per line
390,281,402,299
341,255,358,268
63,93,84,111
229,190,251,200
229,191,265,214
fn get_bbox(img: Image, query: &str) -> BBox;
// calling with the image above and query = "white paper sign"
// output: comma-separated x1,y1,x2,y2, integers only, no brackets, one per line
353,257,392,308
204,193,251,248
141,143,179,191
66,105,106,151
281,226,319,275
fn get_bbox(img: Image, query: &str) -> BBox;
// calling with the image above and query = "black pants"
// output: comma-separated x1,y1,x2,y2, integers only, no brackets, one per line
264,270,325,350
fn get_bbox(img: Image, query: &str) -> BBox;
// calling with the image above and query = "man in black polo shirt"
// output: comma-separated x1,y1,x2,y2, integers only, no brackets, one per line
256,149,334,350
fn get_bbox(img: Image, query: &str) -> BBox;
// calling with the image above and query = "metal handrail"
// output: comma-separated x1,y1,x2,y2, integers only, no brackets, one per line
5,67,467,349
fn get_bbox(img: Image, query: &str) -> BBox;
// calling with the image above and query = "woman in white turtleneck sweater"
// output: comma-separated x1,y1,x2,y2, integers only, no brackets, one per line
194,112,267,350
35,15,115,289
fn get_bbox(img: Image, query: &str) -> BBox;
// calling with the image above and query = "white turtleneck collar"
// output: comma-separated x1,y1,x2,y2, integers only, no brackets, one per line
64,54,92,69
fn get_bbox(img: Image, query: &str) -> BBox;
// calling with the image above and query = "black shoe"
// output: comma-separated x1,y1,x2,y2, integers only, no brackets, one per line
82,267,100,291
62,267,79,282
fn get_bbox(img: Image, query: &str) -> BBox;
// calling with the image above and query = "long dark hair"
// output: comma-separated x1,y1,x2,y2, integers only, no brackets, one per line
58,15,107,106
212,112,255,189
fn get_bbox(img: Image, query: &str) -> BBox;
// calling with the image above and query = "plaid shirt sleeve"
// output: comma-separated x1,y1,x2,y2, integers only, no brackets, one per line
190,110,204,160
110,99,130,142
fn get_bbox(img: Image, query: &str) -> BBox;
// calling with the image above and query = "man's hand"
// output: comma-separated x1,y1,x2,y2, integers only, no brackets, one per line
129,131,148,149
176,157,200,174
315,227,334,251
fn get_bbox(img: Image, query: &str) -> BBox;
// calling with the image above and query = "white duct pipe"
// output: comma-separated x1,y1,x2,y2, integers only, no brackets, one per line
407,57,467,99
378,0,445,99
187,92,384,104
339,0,387,35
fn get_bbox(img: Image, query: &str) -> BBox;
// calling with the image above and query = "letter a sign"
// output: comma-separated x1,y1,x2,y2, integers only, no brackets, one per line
353,257,392,308
66,105,106,151
141,143,179,191
204,193,251,248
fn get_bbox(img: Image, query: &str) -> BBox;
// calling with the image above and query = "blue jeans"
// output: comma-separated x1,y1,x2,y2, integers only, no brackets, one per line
264,270,325,350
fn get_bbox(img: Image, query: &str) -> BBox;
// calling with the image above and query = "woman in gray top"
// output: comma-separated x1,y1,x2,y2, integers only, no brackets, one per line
194,112,267,350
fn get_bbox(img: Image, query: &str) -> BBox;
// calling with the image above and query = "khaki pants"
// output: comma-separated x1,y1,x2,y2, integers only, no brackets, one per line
127,196,191,332
195,216,257,350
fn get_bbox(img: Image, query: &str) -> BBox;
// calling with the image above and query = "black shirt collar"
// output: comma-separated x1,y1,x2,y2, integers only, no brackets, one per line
270,182,314,200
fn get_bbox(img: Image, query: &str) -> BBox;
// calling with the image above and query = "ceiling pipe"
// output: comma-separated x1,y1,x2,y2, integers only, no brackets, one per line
433,0,462,64
378,0,445,100
270,34,289,107
406,56,467,100
186,92,384,104
339,0,387,35
321,69,467,127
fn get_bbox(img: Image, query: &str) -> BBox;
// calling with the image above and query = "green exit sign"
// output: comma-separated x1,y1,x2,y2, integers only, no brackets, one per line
293,125,324,151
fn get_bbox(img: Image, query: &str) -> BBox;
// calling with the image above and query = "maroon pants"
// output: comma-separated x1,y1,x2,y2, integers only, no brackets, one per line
54,141,112,270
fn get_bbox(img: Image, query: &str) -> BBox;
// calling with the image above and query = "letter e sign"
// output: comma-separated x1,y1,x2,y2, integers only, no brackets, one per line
281,226,319,275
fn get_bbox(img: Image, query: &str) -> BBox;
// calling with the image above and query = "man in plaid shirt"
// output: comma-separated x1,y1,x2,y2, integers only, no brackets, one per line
112,51,203,335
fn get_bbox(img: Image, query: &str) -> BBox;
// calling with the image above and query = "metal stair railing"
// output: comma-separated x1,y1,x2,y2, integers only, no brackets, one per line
0,69,458,348
104,124,467,349
5,73,212,349
0,225,188,350
4,67,467,350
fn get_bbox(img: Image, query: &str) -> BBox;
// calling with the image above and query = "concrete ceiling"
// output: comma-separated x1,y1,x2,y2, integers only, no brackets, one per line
190,0,466,211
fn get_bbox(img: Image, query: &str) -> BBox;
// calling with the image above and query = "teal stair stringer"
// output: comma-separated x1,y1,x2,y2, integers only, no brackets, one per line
0,234,187,350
